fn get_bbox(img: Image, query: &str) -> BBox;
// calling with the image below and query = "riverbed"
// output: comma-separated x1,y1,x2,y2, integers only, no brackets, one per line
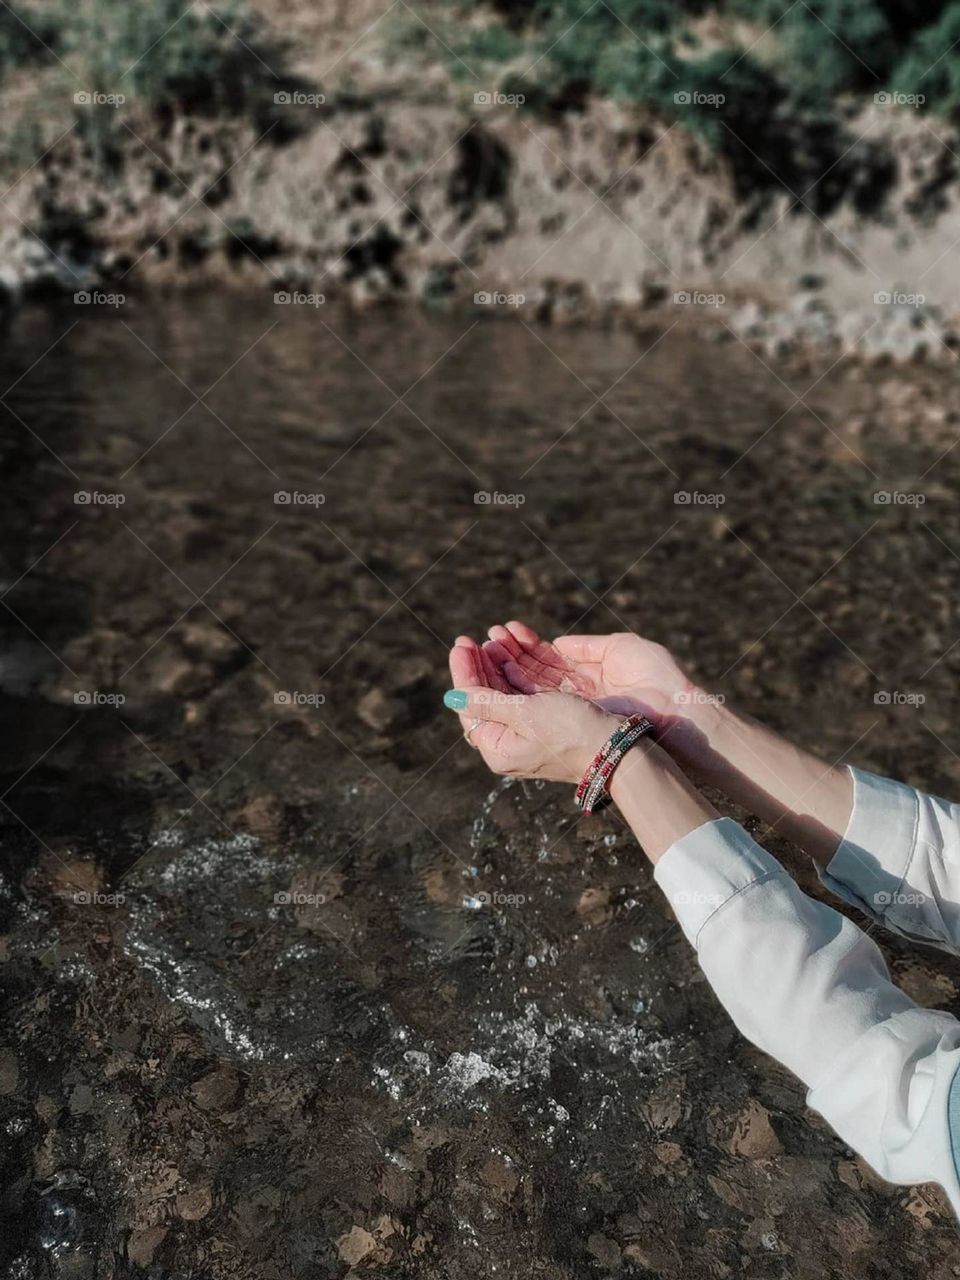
2,294,960,1277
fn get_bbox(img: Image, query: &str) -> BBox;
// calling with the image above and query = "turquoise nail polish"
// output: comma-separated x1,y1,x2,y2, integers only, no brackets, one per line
444,690,468,710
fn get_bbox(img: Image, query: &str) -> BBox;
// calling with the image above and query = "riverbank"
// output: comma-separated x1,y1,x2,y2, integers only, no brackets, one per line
4,1,960,362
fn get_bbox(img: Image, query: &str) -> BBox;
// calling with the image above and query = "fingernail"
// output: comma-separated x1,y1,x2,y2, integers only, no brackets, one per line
443,690,468,710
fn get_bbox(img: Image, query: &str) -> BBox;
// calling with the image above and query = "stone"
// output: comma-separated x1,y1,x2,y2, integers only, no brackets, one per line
189,1067,242,1113
337,1225,378,1265
727,1100,783,1158
176,1185,213,1221
357,686,404,732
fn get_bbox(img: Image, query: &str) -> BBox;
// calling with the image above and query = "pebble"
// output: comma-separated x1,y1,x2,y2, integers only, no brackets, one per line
729,289,958,362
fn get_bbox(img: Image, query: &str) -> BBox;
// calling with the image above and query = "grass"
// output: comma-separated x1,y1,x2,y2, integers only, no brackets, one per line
0,0,305,146
398,0,960,201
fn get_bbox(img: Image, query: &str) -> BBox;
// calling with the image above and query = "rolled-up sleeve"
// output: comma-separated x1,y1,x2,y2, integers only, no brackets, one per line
655,816,960,1217
819,767,960,953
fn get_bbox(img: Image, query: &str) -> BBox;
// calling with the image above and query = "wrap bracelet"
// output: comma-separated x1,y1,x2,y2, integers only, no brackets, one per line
575,713,656,815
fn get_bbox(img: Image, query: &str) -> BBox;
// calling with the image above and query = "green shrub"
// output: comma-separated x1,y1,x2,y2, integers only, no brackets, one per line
54,0,292,121
771,0,897,100
893,2,960,116
0,3,58,72
433,0,960,118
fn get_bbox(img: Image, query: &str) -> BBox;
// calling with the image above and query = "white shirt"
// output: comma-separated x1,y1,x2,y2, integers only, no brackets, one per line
654,765,960,1217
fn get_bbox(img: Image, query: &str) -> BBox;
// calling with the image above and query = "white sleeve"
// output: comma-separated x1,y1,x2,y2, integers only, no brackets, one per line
818,766,960,955
654,817,960,1216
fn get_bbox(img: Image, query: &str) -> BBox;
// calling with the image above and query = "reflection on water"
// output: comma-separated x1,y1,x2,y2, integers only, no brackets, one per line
4,294,960,1271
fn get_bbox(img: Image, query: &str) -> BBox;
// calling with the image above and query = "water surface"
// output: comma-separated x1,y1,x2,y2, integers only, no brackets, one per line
2,294,959,1276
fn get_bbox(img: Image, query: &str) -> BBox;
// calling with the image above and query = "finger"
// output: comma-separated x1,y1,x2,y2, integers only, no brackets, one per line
487,640,557,693
502,658,540,694
466,720,503,753
486,624,568,692
478,641,513,693
511,649,567,687
503,619,543,648
487,624,522,658
552,634,609,662
482,637,512,668
506,620,572,675
443,686,524,726
449,638,484,689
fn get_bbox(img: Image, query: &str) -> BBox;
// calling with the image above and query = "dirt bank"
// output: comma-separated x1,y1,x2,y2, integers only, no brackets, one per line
5,1,960,361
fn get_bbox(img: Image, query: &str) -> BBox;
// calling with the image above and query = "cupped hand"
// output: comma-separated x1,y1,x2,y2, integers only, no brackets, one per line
481,621,720,766
447,635,615,783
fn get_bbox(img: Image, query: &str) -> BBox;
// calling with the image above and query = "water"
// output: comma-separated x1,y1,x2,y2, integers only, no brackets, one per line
3,293,960,1275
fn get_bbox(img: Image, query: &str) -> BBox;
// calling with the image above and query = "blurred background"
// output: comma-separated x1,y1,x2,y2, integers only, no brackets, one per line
3,3,960,1277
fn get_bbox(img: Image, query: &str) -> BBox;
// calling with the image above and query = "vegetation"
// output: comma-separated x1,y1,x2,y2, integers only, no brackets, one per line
426,0,960,123
56,0,289,122
409,0,960,200
3,0,296,128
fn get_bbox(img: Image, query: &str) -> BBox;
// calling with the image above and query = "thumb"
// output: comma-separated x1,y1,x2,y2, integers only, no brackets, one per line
443,686,525,725
553,634,606,663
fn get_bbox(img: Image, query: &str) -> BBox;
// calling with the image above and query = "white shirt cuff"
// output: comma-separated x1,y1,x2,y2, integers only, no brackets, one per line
653,817,784,948
818,766,920,924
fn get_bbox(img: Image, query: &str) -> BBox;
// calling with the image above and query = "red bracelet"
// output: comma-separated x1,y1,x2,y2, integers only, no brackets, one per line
575,714,655,815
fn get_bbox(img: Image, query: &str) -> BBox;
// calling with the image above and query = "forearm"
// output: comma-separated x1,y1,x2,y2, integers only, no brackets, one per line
653,815,960,1209
670,698,960,954
608,741,960,1207
608,738,719,863
671,701,853,866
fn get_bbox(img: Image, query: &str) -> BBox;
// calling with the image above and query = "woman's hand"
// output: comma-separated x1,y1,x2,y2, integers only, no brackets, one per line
447,636,616,783
447,633,720,859
480,621,722,768
467,623,853,866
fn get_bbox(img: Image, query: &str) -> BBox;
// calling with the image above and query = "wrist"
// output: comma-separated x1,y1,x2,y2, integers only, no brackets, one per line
608,735,669,801
571,721,617,781
608,736,719,862
572,714,659,807
685,688,728,742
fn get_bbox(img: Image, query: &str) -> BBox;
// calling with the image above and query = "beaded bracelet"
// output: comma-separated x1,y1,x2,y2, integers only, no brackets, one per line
575,714,655,816
574,714,646,806
580,720,653,815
